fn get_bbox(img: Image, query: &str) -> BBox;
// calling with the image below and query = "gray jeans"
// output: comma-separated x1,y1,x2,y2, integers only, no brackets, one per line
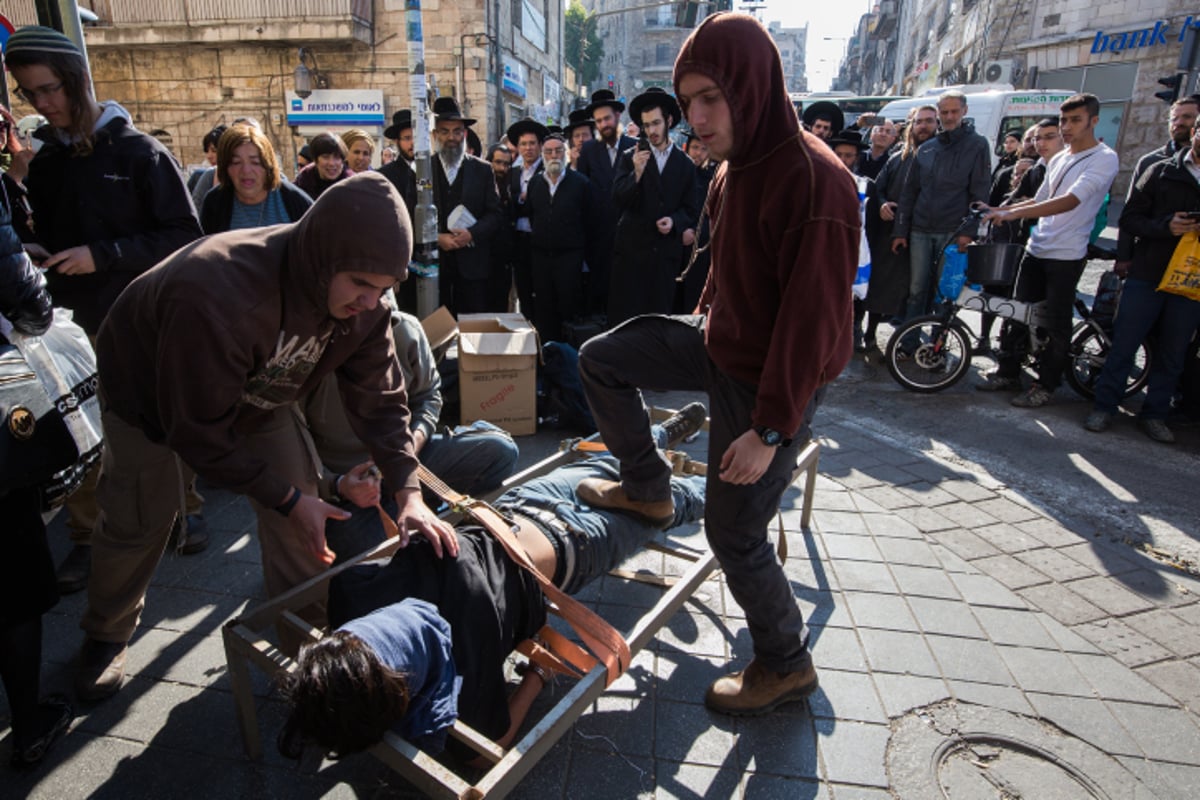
579,314,819,672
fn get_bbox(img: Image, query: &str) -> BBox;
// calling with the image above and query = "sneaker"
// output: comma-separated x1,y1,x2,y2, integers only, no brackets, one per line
1084,411,1113,433
75,639,128,701
975,372,1022,392
1138,418,1175,444
10,697,72,769
704,658,819,716
576,478,675,528
56,544,92,595
169,514,210,555
1011,384,1053,408
661,402,707,447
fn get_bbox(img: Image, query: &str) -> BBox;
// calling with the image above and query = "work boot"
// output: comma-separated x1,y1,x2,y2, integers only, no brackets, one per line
168,514,210,555
661,401,707,447
575,478,674,528
56,544,92,595
1138,418,1175,444
705,658,820,716
75,639,128,701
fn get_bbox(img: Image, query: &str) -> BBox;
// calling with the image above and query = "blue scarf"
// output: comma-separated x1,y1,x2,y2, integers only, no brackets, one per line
339,598,461,753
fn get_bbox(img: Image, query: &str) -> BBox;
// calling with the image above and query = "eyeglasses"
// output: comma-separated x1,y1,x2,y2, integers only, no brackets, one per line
15,82,64,104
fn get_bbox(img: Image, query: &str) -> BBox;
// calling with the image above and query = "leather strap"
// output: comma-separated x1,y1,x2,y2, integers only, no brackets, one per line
416,465,631,687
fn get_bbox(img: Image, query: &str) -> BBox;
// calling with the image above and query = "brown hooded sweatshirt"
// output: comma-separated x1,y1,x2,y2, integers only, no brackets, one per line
674,13,858,436
97,172,418,507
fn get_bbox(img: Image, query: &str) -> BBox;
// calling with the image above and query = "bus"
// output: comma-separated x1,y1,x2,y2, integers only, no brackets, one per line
790,92,909,121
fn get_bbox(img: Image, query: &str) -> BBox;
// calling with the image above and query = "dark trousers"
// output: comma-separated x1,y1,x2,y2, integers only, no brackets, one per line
438,258,489,316
579,315,817,672
532,247,584,342
995,253,1087,390
513,232,535,321
1093,278,1200,419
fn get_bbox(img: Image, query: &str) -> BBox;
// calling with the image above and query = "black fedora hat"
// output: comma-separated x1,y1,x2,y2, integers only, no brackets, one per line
629,87,682,130
546,124,564,136
564,107,594,135
827,128,868,150
384,109,413,140
585,89,625,115
506,117,549,143
801,101,845,135
432,96,476,126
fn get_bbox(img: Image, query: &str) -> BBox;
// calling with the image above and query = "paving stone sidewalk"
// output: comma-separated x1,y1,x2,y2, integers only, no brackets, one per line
5,417,1199,798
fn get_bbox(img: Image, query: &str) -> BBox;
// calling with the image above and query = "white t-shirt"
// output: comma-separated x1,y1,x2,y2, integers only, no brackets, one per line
1027,142,1119,260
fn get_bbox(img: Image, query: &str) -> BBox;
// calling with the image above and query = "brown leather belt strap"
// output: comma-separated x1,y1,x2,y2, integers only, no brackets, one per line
417,465,632,687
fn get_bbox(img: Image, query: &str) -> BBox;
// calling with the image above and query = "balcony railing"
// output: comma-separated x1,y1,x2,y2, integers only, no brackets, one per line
5,0,370,28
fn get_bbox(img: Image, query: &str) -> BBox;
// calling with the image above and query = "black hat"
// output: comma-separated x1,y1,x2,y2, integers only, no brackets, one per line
506,117,549,143
546,124,564,136
801,101,845,136
384,109,413,140
827,129,868,150
432,96,476,126
629,87,682,130
564,108,595,135
585,89,625,116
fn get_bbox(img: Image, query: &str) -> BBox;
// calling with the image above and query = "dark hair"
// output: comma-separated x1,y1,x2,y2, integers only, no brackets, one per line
1035,117,1059,130
1172,95,1200,111
4,49,94,155
466,128,482,157
487,142,512,162
278,631,411,759
216,123,281,191
636,98,676,129
309,131,348,161
1061,93,1100,119
202,125,227,151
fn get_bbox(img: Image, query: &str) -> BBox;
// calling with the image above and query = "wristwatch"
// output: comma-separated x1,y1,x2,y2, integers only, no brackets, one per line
754,426,792,448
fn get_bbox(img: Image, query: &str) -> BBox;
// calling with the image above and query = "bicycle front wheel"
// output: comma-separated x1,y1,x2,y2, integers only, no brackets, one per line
885,316,973,393
1066,326,1151,400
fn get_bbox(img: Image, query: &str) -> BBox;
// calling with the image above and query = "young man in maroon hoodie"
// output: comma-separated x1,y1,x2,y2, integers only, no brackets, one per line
576,13,859,715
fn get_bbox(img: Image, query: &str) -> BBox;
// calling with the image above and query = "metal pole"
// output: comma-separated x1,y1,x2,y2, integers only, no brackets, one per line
406,0,440,317
34,0,92,76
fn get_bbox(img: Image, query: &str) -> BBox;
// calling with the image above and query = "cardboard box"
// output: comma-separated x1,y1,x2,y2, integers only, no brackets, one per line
419,306,458,358
457,313,540,435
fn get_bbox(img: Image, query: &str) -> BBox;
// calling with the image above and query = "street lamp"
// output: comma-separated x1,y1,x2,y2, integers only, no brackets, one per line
293,48,327,98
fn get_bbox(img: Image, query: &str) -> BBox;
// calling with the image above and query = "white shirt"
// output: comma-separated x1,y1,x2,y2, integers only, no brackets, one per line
1184,149,1200,184
607,141,620,166
439,150,466,185
543,170,563,198
515,157,541,233
1027,142,1119,260
652,142,673,174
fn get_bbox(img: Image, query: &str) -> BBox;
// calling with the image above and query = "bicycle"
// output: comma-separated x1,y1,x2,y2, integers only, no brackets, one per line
883,247,1152,399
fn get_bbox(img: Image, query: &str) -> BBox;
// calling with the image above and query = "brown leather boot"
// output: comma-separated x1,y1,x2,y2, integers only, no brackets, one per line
704,658,819,716
575,478,674,528
75,639,128,701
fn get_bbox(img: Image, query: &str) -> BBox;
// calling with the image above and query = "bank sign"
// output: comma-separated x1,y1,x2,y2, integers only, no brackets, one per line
286,90,385,127
1091,16,1199,54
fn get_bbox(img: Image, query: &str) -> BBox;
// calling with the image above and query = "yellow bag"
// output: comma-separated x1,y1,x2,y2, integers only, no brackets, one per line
1159,231,1200,301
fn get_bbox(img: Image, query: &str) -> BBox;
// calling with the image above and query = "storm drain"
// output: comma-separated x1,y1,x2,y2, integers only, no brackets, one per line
886,701,1159,799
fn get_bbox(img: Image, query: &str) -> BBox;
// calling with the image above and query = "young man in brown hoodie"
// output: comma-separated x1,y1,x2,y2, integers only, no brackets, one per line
75,173,458,700
576,13,859,715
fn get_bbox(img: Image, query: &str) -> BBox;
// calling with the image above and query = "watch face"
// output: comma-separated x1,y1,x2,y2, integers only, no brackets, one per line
762,429,782,446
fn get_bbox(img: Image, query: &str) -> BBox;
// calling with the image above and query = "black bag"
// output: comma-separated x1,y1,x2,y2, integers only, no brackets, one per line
1091,270,1122,332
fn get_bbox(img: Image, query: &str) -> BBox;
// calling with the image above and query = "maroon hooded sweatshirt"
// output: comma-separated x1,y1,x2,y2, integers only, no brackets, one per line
674,13,858,436
97,172,418,507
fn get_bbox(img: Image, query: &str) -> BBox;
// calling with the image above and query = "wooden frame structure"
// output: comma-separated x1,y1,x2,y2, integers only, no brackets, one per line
222,412,821,799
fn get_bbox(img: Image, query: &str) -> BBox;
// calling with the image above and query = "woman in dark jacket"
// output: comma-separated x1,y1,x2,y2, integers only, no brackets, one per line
294,132,355,200
1,104,73,768
200,124,312,234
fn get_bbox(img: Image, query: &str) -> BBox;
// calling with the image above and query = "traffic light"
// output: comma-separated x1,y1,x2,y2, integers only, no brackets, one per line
675,1,700,27
1156,74,1183,104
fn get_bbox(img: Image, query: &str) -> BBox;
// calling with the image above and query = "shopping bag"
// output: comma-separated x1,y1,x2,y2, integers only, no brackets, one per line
1158,231,1200,302
852,176,871,300
936,245,971,303
3,308,103,508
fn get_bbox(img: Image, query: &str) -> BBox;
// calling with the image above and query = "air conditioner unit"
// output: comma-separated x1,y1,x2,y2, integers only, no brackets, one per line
984,60,1012,84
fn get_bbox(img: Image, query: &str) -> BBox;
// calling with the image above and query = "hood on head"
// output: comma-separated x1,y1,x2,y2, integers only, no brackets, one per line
289,172,413,314
673,12,797,166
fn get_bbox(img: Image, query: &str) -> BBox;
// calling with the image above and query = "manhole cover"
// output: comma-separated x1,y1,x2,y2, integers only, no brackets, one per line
887,701,1159,799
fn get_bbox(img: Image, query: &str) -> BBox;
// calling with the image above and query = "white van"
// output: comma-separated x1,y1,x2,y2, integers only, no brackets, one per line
878,89,1074,169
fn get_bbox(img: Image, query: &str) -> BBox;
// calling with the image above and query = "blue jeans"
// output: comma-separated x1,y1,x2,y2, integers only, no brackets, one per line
1093,278,1200,419
324,421,519,564
904,230,954,321
499,455,705,594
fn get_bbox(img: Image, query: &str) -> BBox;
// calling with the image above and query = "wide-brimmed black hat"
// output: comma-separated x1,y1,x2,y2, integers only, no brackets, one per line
564,108,594,136
585,89,625,116
801,101,845,135
384,109,413,140
827,129,868,150
432,96,476,126
546,124,564,137
629,87,682,130
506,117,549,143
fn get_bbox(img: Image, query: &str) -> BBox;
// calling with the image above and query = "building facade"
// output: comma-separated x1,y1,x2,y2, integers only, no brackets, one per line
768,21,808,94
836,0,1200,196
4,0,574,174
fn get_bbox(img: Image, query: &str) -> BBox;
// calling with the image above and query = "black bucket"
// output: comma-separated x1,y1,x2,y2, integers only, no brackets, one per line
966,242,1023,287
